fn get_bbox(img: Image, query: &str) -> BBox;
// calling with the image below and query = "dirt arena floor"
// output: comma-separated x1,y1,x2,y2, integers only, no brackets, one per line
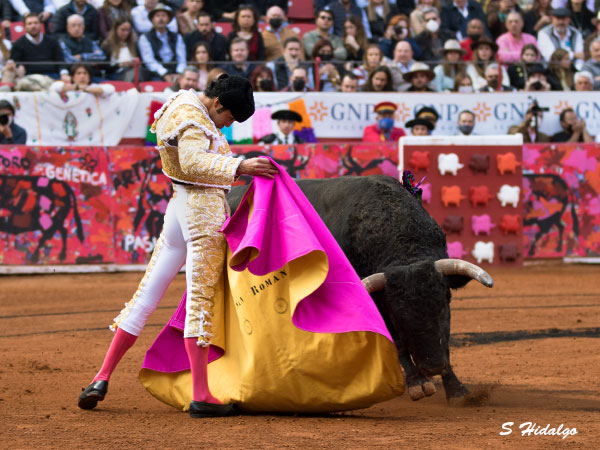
1,263,599,449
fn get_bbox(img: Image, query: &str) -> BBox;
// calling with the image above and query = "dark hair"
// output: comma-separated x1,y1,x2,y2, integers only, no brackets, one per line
192,42,213,69
343,72,358,81
23,11,39,22
232,4,259,33
521,43,539,59
364,66,394,92
204,74,255,122
197,11,211,21
559,107,574,122
316,7,334,21
283,36,301,48
69,63,92,78
311,39,333,59
0,99,15,114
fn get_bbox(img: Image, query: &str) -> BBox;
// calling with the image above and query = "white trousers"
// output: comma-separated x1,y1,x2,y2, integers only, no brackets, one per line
112,184,228,346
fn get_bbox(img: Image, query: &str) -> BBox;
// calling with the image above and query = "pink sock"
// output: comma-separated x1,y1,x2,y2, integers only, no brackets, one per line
184,338,222,404
93,328,137,382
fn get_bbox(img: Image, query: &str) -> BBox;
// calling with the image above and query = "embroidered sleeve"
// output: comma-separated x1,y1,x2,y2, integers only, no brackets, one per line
178,127,241,185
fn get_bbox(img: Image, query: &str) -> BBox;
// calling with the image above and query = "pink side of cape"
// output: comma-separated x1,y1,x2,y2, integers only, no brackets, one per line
142,160,392,373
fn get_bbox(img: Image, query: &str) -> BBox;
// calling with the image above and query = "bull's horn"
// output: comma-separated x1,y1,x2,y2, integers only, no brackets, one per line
434,259,494,288
362,273,386,293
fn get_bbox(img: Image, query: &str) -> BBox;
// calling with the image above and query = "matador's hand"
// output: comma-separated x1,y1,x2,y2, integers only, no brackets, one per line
237,157,278,179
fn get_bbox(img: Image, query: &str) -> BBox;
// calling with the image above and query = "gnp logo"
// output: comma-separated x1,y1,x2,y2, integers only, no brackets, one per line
395,103,411,122
472,102,492,122
553,100,573,115
308,101,329,121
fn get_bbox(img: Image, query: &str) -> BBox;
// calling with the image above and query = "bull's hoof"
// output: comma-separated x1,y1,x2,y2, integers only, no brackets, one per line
445,384,470,402
408,384,426,401
422,380,436,396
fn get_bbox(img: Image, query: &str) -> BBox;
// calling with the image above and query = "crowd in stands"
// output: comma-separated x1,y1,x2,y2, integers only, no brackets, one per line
0,0,598,143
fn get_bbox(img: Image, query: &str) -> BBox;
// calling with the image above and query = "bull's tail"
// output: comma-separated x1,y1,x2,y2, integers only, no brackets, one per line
69,188,85,242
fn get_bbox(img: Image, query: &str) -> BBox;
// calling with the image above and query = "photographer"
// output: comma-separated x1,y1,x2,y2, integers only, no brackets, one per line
524,64,551,91
0,100,27,145
551,107,594,143
508,99,550,142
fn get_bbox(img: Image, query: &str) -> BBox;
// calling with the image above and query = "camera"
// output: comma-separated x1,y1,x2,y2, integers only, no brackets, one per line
0,114,10,125
527,97,549,114
394,25,406,35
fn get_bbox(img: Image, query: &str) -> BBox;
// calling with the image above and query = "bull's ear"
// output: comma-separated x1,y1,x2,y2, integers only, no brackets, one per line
446,274,472,290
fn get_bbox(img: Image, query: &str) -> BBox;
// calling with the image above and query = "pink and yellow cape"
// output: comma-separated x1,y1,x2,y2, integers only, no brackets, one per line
139,161,404,413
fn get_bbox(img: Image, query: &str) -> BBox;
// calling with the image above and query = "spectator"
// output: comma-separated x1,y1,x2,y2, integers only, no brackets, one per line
496,11,538,64
250,64,275,92
523,0,552,36
224,37,255,79
131,0,178,35
176,0,207,36
98,0,131,42
205,65,225,85
0,99,26,144
164,65,199,92
523,63,552,90
413,7,456,66
327,0,371,39
53,0,99,41
10,12,64,77
581,39,600,89
138,3,185,82
537,8,584,69
486,0,521,39
433,39,466,91
343,15,368,62
210,0,241,22
49,63,115,96
363,65,394,91
183,11,228,63
546,48,574,89
363,0,399,43
385,39,415,91
352,43,386,87
190,42,211,89
312,39,342,91
567,0,594,39
102,17,137,81
583,12,600,60
507,43,541,89
459,18,485,60
405,116,434,135
508,102,551,142
453,71,474,91
304,7,347,60
403,61,436,91
362,101,405,142
339,71,359,91
551,107,594,142
59,14,106,68
227,5,265,62
440,0,488,41
478,63,515,91
410,0,440,36
281,66,313,92
466,36,510,90
456,109,476,135
573,70,593,90
262,5,299,62
268,37,312,90
258,110,304,144
7,0,54,26
380,13,421,60
414,105,439,131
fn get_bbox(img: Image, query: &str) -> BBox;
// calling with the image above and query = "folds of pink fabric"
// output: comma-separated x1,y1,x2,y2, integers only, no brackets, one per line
142,158,392,374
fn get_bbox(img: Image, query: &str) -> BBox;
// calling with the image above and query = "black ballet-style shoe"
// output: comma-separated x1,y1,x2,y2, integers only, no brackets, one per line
189,400,239,418
78,380,108,410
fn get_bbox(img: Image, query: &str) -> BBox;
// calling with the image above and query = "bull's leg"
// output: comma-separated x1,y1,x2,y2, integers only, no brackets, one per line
442,368,469,400
398,352,436,401
58,223,68,261
555,220,564,252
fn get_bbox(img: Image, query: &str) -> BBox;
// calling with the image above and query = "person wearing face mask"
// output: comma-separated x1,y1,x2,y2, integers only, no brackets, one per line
455,110,476,136
414,7,457,67
282,66,314,92
258,110,305,145
380,13,421,60
440,0,489,42
459,18,485,61
453,72,475,92
250,65,276,92
362,101,406,142
0,99,27,144
486,0,521,40
261,6,299,62
508,103,551,142
312,39,342,91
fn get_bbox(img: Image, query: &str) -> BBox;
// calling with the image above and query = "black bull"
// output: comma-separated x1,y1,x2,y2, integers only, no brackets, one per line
227,175,493,401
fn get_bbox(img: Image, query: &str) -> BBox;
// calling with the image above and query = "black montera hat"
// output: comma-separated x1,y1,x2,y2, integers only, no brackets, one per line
415,106,439,121
271,110,302,122
215,74,255,123
405,117,434,130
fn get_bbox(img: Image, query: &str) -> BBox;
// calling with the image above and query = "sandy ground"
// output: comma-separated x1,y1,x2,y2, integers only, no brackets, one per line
0,264,599,449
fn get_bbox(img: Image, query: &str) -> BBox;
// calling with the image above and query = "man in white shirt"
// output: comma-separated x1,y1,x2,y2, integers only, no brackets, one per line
537,8,584,69
132,0,178,35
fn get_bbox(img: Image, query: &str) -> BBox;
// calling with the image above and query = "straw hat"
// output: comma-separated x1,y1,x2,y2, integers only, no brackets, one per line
402,62,435,82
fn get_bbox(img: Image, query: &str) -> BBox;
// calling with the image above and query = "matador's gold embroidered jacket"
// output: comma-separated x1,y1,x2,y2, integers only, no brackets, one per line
151,89,242,189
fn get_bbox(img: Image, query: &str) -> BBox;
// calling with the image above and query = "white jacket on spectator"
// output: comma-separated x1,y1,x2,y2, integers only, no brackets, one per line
49,80,116,97
466,64,510,91
9,0,56,16
537,24,584,70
